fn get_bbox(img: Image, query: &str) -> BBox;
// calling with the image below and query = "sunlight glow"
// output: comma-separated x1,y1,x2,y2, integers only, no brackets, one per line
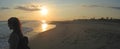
41,20,48,31
41,20,46,23
40,6,48,16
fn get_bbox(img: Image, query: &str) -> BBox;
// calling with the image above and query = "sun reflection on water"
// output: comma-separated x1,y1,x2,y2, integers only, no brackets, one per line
25,20,56,38
41,20,48,32
41,23,48,32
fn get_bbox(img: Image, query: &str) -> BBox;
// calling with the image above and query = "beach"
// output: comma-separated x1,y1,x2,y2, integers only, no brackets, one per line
0,21,120,49
29,22,120,49
1,0,120,49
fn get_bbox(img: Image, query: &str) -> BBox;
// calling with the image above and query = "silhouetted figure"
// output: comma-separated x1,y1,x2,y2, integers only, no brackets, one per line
8,17,30,49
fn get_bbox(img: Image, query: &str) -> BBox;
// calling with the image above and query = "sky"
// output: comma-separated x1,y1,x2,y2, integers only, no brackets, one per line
0,0,120,21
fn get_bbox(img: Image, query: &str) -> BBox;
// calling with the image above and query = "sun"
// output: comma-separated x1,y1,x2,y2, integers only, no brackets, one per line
40,6,48,16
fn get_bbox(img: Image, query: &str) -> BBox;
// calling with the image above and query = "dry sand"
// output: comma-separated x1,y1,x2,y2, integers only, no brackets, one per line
29,23,120,49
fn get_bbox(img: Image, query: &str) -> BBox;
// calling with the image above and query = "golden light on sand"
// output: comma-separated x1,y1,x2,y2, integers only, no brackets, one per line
41,20,48,31
40,6,48,16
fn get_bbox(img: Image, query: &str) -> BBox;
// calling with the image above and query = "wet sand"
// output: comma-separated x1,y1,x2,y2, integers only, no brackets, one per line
29,23,120,49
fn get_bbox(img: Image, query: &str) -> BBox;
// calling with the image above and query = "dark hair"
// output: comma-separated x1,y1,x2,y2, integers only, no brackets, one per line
8,17,21,29
8,17,23,36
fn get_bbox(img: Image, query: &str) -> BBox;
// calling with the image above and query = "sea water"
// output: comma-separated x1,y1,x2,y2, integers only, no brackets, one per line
0,21,55,49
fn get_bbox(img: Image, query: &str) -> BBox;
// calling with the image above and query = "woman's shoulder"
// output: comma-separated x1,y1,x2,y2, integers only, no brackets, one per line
10,32,18,36
9,32,19,40
8,32,19,43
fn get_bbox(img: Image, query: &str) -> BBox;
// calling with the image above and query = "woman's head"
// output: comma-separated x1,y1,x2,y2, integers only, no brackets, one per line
8,17,21,30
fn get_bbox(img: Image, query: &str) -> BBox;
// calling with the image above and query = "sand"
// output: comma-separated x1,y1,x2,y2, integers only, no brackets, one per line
29,22,120,49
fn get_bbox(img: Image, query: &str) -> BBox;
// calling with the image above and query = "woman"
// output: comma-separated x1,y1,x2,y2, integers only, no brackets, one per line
8,17,30,49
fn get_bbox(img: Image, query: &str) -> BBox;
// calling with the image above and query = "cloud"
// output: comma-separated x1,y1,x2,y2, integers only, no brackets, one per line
0,7,10,10
0,4,42,11
81,5,104,8
109,7,120,10
82,5,102,7
14,4,41,11
81,5,120,10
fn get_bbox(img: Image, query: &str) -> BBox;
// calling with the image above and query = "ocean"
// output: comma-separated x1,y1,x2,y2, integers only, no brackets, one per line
0,21,56,49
